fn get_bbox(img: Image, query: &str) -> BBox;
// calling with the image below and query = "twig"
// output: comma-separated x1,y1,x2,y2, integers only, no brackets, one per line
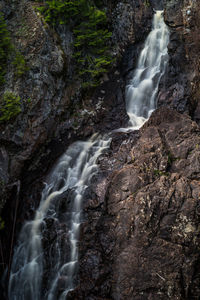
155,272,166,281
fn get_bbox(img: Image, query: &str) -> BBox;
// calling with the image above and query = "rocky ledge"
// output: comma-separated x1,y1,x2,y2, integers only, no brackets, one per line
1,0,200,299
69,108,200,299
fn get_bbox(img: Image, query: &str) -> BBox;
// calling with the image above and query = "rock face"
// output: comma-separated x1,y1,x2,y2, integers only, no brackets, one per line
158,0,200,122
70,108,200,299
1,0,200,299
0,0,153,298
0,0,153,209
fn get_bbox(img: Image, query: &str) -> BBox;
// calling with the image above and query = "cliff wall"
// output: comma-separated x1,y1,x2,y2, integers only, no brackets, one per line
1,0,200,299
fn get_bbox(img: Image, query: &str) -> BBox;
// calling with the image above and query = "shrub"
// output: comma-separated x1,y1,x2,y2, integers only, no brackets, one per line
0,91,21,122
38,0,80,25
38,0,114,88
144,0,150,7
12,51,29,77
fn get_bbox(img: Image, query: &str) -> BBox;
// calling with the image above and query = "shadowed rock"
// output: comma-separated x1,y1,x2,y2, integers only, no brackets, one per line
74,108,200,299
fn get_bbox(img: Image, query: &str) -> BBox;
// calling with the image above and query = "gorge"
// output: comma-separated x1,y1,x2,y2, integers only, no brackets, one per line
8,11,169,299
1,0,200,299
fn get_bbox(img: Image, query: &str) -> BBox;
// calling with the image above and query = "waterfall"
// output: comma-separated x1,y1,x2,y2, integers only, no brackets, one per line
126,10,169,129
8,135,111,299
8,11,169,299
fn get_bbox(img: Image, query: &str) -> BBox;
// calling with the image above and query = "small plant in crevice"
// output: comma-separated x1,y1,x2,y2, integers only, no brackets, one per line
12,52,29,77
0,216,5,230
153,169,169,177
144,0,151,8
167,152,181,169
37,0,114,88
0,91,22,123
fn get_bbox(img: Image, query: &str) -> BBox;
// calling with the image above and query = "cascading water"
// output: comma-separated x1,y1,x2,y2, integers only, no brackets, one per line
8,135,111,299
126,10,169,129
8,11,169,299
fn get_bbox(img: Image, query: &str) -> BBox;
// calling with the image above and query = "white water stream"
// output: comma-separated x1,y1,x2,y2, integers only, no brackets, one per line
9,135,111,299
126,10,169,129
8,11,169,299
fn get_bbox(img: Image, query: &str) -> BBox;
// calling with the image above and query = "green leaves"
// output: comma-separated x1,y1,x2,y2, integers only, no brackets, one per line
12,52,29,77
71,4,113,87
38,0,114,88
38,0,80,25
0,92,21,122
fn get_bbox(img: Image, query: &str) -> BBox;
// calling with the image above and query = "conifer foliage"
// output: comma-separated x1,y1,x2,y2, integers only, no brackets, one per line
38,0,114,87
0,92,21,123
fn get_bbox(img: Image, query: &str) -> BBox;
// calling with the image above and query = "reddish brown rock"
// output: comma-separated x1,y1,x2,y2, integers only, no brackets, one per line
158,0,200,120
74,108,200,299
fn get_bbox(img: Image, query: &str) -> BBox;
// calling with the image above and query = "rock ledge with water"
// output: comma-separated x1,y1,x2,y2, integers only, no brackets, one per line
70,108,200,299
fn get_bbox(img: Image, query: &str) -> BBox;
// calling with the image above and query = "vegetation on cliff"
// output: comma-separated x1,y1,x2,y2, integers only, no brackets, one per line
12,52,29,78
0,13,28,85
0,91,21,123
0,13,29,123
37,0,114,88
0,13,13,85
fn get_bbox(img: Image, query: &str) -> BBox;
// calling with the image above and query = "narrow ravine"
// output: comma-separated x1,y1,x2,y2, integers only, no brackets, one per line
8,10,169,299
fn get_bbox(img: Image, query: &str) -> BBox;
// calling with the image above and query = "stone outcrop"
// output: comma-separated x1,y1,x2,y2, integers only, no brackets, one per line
158,0,200,123
0,0,153,298
69,108,200,299
1,0,200,299
0,0,152,208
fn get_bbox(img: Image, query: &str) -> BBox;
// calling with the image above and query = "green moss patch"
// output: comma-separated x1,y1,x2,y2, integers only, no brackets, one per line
0,91,21,123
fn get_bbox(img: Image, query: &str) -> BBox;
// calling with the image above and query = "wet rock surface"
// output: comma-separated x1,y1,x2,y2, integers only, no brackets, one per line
0,0,153,298
0,0,152,205
72,108,200,299
158,0,200,122
1,0,200,299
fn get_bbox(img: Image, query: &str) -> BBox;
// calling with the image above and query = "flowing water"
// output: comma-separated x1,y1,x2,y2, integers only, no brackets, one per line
8,135,111,299
8,11,169,299
126,10,169,129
